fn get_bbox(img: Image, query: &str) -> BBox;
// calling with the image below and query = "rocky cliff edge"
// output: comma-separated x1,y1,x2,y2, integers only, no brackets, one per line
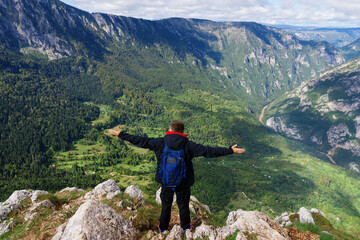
0,180,348,240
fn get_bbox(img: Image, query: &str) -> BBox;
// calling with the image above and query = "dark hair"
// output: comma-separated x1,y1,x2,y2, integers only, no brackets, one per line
170,120,184,133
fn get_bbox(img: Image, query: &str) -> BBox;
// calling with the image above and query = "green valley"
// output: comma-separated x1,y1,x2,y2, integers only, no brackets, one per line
0,0,360,238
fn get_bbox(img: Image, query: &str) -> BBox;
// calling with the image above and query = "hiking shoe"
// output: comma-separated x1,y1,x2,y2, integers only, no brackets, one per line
158,223,165,233
182,225,192,232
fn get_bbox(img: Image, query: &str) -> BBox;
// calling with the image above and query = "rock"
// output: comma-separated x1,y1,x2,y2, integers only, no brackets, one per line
4,190,32,205
193,222,217,240
124,185,145,206
24,212,39,222
151,231,169,240
275,212,289,222
166,225,183,240
236,231,247,240
327,123,351,147
59,187,84,194
266,117,303,140
84,179,121,200
299,207,315,224
0,204,19,222
29,200,55,212
285,221,292,227
310,208,325,217
349,162,360,173
146,230,155,239
185,229,193,240
275,212,293,228
31,190,49,203
354,116,360,139
0,219,16,236
189,196,211,215
52,200,136,240
225,209,291,240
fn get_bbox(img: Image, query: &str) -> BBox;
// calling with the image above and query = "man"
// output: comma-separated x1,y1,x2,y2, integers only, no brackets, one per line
109,120,245,232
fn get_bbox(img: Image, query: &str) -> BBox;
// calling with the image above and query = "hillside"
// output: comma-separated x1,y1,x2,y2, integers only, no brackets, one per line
1,0,360,237
0,180,356,239
342,39,360,60
264,57,360,170
0,0,345,107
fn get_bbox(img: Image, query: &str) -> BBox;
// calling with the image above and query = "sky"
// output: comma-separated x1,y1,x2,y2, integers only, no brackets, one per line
61,0,360,28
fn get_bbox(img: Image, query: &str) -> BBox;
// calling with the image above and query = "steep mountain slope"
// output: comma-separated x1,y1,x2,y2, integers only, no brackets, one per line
0,0,345,107
342,38,360,60
264,57,360,169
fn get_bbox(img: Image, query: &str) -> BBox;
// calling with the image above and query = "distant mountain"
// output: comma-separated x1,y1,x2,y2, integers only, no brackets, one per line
0,0,345,107
274,25,360,48
264,57,360,168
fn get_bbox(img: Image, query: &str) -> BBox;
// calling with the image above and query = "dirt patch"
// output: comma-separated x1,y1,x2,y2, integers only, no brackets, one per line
288,226,319,240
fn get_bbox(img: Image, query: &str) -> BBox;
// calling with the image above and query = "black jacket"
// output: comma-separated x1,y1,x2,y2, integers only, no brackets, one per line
118,131,234,186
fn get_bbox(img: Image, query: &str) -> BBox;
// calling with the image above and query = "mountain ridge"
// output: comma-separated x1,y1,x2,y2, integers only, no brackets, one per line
0,0,345,106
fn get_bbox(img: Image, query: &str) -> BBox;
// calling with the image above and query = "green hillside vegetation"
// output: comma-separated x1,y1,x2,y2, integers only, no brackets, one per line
264,57,360,167
0,41,359,238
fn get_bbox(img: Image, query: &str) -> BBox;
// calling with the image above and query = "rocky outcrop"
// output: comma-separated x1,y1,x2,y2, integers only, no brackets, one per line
275,212,293,227
52,200,137,240
0,219,16,235
31,190,49,203
327,123,352,147
0,189,48,222
276,207,325,227
0,188,50,235
224,209,290,240
124,185,145,206
3,190,32,205
166,225,184,240
59,187,84,194
266,117,303,140
349,162,360,173
299,207,315,224
84,179,121,200
1,180,337,240
192,210,291,240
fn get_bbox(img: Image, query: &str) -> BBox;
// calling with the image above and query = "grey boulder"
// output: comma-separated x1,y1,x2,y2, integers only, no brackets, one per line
52,200,137,240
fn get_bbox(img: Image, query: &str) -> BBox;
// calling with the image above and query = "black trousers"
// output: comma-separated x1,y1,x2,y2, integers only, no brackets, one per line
159,185,191,230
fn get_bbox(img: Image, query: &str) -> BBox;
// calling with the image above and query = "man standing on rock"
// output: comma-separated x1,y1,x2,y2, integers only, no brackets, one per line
109,120,245,232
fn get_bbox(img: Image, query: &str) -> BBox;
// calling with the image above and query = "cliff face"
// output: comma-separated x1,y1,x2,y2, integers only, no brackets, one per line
0,180,345,240
0,0,345,105
265,57,360,169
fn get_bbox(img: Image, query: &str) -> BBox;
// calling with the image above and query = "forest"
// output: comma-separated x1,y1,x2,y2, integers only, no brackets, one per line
1,43,360,236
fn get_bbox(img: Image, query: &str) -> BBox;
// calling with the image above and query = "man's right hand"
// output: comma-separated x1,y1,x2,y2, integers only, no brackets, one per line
231,144,246,154
109,129,121,136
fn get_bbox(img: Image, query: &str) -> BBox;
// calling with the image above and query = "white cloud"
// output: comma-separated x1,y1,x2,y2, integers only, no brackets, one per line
62,0,360,27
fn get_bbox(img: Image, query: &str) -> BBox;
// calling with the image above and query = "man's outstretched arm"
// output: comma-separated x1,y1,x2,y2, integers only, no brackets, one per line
189,141,245,158
109,129,162,151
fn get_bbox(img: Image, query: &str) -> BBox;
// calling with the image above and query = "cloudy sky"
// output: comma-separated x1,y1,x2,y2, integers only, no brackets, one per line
62,0,360,28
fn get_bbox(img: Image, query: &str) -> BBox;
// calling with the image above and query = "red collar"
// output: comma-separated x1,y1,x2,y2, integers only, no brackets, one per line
166,131,188,138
